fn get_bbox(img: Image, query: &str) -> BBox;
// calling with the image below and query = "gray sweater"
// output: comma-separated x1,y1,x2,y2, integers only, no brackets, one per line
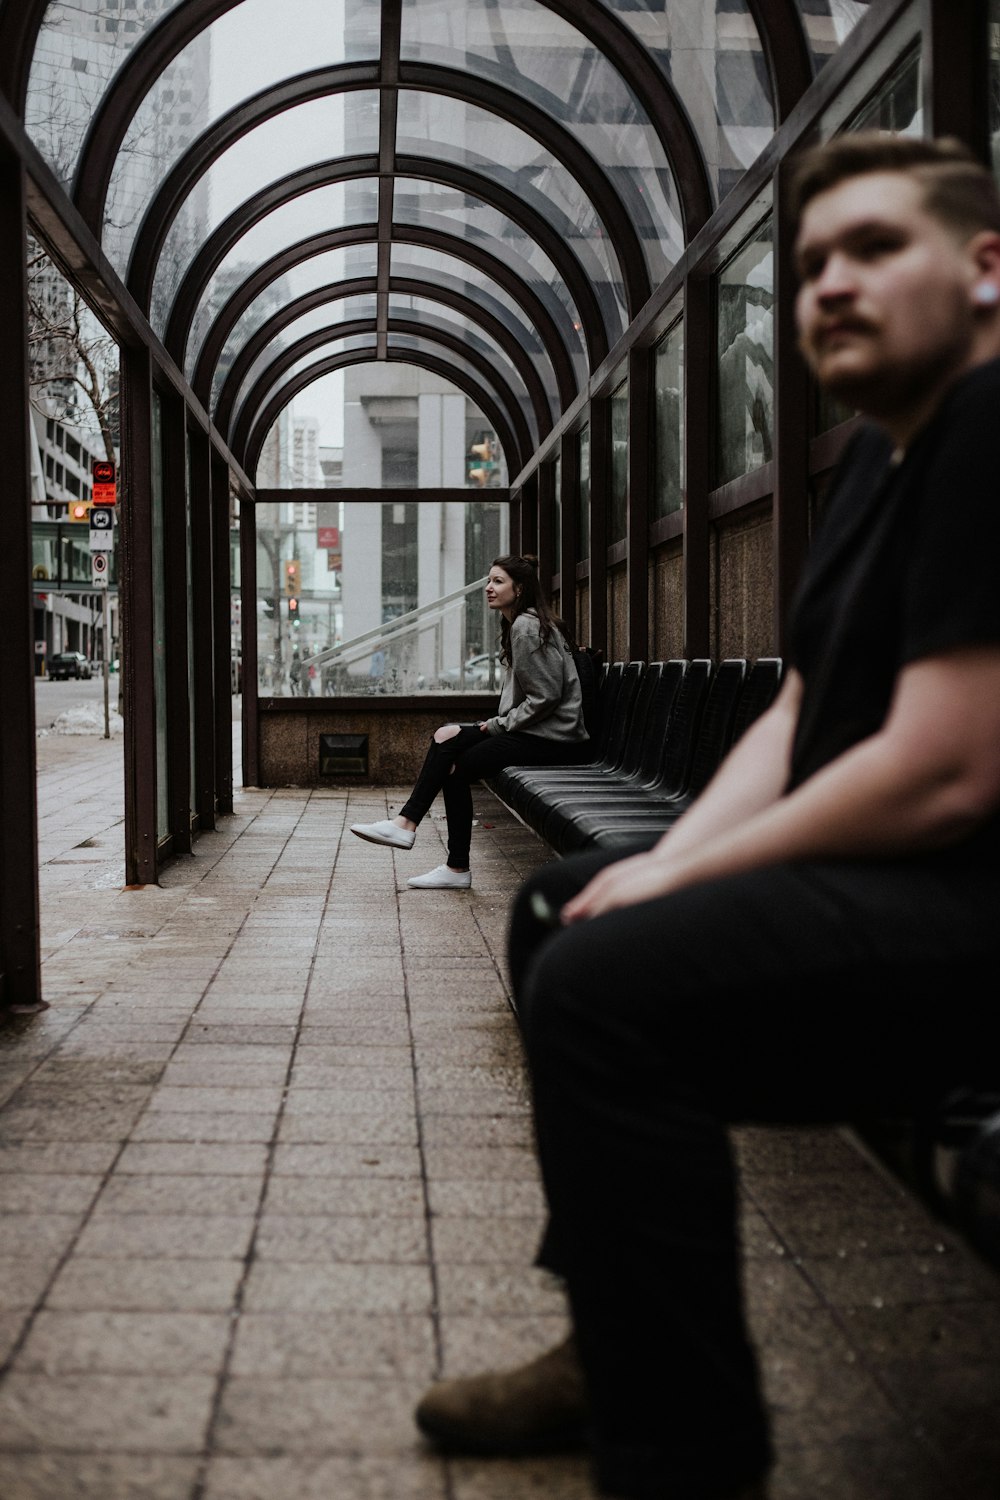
485,611,588,741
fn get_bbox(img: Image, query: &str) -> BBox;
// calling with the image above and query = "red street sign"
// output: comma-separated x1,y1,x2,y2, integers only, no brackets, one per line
317,526,340,549
92,459,117,506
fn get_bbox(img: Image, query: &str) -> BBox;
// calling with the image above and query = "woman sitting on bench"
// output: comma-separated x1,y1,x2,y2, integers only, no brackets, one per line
351,554,589,889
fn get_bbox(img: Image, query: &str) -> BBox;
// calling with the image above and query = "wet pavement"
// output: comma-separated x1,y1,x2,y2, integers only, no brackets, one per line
1,729,999,1499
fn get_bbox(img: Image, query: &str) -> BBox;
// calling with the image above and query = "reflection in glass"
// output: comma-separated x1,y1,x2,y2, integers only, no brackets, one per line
716,215,773,488
207,246,379,396
553,452,562,572
177,181,379,368
229,296,379,426
394,179,590,381
993,1,1000,184
595,0,775,201
396,89,628,339
400,0,683,281
577,424,590,563
848,48,921,135
795,1,876,77
654,318,684,519
139,93,378,302
610,374,628,545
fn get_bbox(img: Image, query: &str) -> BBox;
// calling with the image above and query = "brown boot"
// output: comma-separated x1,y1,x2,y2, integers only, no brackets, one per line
415,1334,589,1454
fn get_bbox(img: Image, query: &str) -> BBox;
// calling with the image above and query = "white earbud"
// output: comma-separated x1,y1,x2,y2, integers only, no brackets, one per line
973,281,1000,306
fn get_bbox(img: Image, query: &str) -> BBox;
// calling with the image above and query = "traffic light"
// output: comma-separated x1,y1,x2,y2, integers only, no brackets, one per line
288,596,300,626
285,559,301,596
467,434,498,488
67,500,91,522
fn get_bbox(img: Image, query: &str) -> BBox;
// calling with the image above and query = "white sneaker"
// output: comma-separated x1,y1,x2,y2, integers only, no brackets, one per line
351,819,415,849
407,865,472,890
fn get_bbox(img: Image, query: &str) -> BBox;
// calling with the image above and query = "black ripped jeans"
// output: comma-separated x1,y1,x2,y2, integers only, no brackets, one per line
399,725,587,869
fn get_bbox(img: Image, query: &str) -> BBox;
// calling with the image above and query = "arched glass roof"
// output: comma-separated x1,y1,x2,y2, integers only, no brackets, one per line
9,0,875,479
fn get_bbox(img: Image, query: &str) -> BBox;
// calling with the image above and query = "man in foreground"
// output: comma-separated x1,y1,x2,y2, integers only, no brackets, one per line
415,133,1000,1499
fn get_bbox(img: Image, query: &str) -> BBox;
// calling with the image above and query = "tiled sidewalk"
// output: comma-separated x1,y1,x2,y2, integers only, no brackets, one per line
1,733,999,1499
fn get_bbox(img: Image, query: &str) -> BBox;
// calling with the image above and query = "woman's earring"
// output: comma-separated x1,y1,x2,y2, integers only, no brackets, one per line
973,281,1000,306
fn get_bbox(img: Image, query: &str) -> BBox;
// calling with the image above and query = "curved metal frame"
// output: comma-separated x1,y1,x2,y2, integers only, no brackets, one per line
113,64,652,319
45,0,719,236
161,155,610,372
216,277,554,440
242,347,523,479
191,225,579,413
231,315,534,462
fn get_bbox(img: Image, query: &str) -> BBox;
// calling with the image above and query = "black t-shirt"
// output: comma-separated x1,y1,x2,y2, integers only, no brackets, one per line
786,356,1000,862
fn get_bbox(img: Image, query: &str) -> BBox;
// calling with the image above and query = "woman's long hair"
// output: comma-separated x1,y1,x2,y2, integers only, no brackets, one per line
493,554,575,664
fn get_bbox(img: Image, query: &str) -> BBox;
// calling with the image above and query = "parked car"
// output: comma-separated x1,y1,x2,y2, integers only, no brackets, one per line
48,651,92,680
437,653,498,689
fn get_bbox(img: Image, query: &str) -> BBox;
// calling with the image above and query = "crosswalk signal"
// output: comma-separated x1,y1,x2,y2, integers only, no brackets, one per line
67,500,91,522
288,596,300,625
285,560,301,596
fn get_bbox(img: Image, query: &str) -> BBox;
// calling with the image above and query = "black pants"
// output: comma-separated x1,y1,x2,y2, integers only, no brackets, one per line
509,844,1000,1500
399,726,588,869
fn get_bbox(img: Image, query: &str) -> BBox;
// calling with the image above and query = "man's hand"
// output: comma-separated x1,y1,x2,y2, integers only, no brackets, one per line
561,851,680,923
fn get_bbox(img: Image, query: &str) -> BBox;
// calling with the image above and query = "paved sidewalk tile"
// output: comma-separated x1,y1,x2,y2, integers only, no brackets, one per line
2,731,1000,1500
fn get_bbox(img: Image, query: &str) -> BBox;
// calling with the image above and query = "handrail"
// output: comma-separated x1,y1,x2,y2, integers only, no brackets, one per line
300,575,497,687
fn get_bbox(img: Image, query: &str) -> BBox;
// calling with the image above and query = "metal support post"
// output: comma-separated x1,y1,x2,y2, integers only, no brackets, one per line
0,153,43,1012
120,344,159,885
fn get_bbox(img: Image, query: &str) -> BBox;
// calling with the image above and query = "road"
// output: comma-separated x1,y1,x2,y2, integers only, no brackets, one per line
34,671,118,727
34,674,242,728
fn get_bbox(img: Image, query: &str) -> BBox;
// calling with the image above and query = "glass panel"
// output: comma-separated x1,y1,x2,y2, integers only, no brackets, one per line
229,296,379,425
27,0,203,187
794,1,875,76
388,297,538,445
254,497,510,696
207,246,379,397
102,0,358,271
151,391,169,841
137,94,379,304
387,333,524,443
553,451,562,570
394,180,591,381
592,0,775,202
250,335,378,440
993,0,1000,182
716,214,773,487
397,90,628,340
577,423,590,563
848,48,921,135
177,181,380,369
26,0,363,257
654,317,684,519
400,0,683,282
390,244,565,405
610,373,628,545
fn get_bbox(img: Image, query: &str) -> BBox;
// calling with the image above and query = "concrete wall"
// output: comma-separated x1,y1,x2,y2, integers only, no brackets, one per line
650,544,684,660
711,502,775,659
258,696,497,787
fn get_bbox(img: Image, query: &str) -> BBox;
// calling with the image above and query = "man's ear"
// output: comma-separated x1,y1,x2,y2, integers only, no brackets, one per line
968,231,1000,307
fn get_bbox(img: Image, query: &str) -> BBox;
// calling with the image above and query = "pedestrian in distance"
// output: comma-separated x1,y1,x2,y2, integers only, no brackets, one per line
415,133,1000,1499
351,554,590,889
